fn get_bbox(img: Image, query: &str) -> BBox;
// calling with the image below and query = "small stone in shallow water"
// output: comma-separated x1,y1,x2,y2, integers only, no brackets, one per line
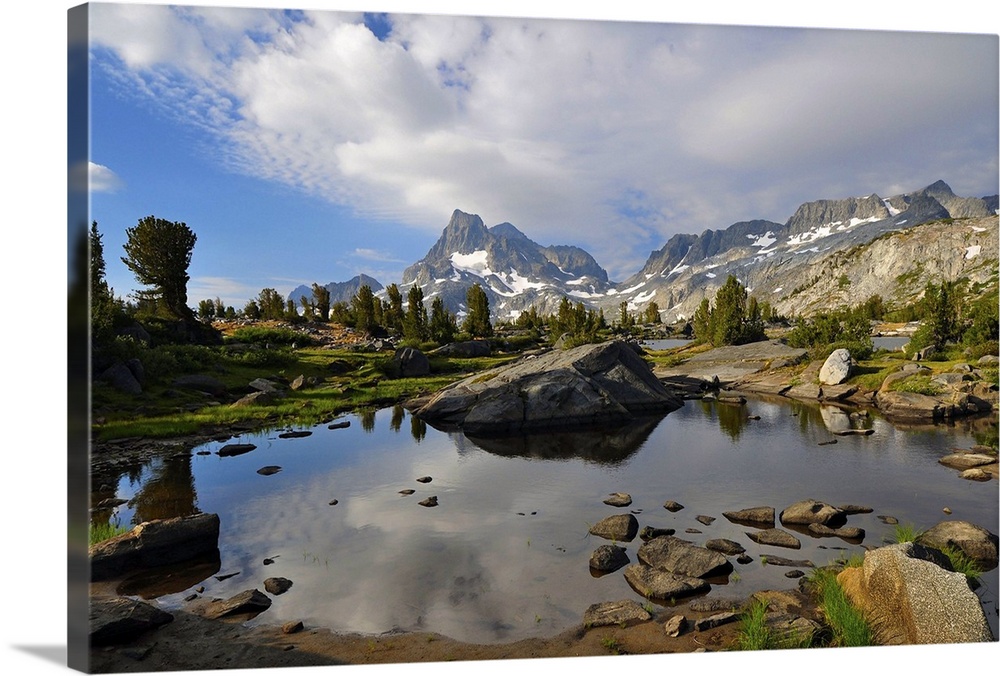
399,489,415,495
663,501,684,512
418,496,439,507
696,515,716,526
416,476,432,483
603,492,633,507
257,466,282,476
877,515,899,525
328,499,339,506
942,507,952,514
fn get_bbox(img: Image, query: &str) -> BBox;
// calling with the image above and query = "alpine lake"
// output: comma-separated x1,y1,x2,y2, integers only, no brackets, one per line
98,372,999,645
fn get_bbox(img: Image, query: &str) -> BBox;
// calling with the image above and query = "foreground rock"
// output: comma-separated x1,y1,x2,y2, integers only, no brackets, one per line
838,542,992,644
406,340,683,434
90,597,174,646
91,513,221,581
583,600,651,628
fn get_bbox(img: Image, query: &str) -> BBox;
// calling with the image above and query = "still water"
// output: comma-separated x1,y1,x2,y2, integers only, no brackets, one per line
108,397,997,644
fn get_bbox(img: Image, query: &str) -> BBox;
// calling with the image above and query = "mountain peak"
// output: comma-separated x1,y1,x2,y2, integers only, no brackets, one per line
918,180,955,198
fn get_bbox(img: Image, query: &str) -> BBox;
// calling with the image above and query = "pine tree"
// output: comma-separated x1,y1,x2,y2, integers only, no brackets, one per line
429,296,457,344
352,284,378,334
404,285,428,342
121,215,197,320
463,284,493,337
311,283,331,321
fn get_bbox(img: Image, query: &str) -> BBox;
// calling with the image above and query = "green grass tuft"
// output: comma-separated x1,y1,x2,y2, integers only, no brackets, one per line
89,520,129,546
808,568,874,647
736,599,775,651
942,545,982,581
890,523,923,544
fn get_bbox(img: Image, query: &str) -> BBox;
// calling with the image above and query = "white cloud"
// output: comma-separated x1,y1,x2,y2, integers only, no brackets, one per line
88,5,998,280
71,161,124,193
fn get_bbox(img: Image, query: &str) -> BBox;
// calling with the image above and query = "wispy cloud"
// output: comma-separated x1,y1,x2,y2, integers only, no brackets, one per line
352,248,406,263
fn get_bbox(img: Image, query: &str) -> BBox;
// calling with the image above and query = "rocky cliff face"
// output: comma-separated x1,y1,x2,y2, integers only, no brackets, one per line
401,209,612,320
597,180,997,321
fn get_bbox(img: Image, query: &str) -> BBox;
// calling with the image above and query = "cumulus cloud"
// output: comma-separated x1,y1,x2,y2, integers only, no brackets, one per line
72,161,124,193
88,6,998,279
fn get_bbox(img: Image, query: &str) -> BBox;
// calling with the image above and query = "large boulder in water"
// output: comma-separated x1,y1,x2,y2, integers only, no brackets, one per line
406,340,683,434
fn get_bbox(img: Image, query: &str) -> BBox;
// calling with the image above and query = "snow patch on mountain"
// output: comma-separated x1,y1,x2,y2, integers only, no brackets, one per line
450,250,491,275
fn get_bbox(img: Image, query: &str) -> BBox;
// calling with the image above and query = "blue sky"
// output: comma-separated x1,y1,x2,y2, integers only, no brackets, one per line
81,1,998,311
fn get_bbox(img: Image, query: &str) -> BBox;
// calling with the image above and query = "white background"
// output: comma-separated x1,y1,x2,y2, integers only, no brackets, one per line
3,1,998,675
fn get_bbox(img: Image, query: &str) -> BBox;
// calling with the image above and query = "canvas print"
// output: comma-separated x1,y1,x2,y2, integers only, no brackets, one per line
68,2,999,673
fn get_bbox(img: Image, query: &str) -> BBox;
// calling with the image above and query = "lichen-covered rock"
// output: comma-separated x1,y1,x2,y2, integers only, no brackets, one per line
837,542,992,644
